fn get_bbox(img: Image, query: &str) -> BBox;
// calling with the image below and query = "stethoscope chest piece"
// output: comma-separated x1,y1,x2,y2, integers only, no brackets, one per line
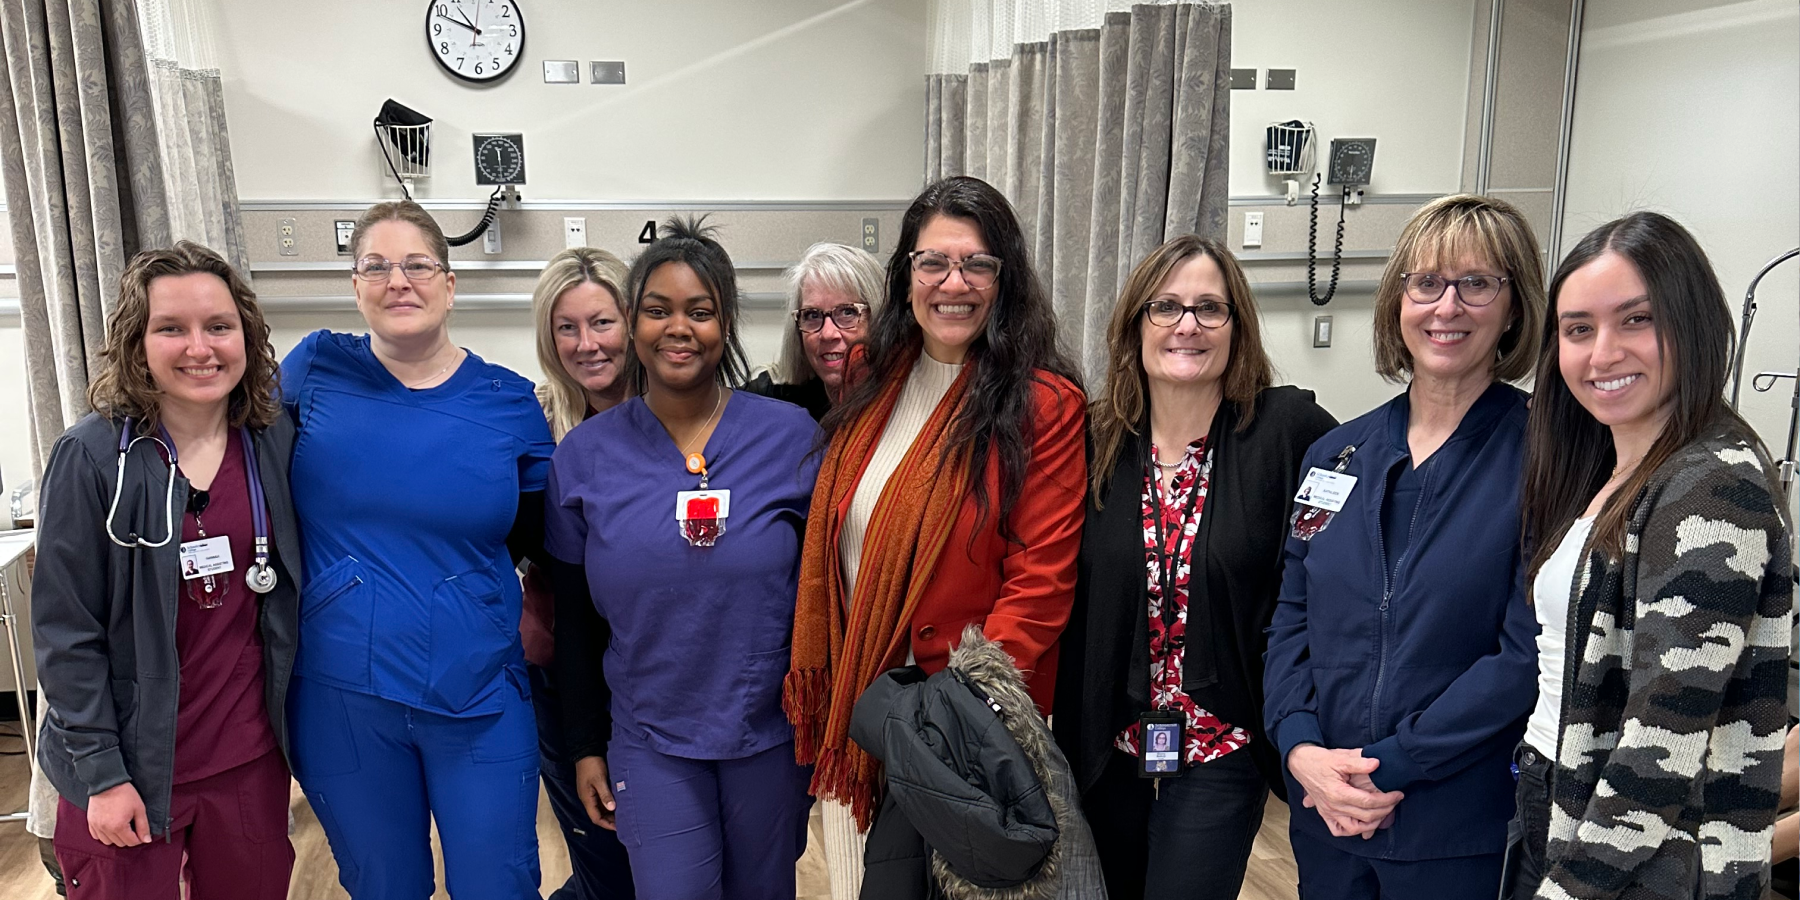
245,561,277,594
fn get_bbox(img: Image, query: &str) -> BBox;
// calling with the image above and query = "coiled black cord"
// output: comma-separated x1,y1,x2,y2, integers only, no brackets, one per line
1307,174,1348,306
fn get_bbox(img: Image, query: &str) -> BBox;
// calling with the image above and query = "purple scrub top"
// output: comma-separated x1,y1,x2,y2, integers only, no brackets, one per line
545,391,822,760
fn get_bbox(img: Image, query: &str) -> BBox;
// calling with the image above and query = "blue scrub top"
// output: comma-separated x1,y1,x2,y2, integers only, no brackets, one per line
545,392,822,760
282,330,554,717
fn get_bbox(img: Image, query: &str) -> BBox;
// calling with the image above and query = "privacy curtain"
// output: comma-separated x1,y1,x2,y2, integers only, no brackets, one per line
926,0,1232,383
0,0,245,475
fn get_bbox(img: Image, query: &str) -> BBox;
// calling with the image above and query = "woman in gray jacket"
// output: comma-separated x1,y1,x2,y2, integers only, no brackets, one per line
32,242,301,900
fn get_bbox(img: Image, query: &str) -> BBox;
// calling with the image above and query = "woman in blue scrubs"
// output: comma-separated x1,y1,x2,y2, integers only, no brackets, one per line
282,200,556,899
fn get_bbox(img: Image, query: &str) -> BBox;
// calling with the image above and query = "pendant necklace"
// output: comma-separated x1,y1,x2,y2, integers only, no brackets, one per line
681,387,726,486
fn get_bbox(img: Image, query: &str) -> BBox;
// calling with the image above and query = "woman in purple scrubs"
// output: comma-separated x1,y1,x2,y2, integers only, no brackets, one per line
545,218,820,900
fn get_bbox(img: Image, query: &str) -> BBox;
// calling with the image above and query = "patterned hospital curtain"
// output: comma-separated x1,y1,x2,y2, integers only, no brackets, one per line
926,0,1232,384
0,0,172,475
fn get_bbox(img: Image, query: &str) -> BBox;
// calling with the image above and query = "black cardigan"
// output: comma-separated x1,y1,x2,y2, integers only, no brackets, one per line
1051,385,1337,799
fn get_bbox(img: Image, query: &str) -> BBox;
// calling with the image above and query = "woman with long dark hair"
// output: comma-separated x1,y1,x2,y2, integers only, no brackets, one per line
1506,212,1793,900
784,175,1086,895
548,218,821,900
1054,235,1337,899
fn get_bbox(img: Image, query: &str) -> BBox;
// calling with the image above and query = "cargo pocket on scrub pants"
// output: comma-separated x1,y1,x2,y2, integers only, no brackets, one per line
427,565,515,712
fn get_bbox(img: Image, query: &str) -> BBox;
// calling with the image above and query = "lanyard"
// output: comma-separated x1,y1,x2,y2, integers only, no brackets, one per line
1148,442,1207,632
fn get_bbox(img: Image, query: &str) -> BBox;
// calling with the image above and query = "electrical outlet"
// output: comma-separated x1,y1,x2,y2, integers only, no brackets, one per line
278,218,298,256
1313,315,1334,348
1243,212,1264,248
861,218,879,254
563,217,587,249
334,220,355,255
484,221,502,254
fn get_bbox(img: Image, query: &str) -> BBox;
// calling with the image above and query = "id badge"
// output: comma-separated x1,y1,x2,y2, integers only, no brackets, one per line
1289,467,1357,541
178,536,233,580
675,489,731,548
1137,710,1185,778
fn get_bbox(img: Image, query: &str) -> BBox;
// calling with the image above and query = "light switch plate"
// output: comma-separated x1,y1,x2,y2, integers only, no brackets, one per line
1267,68,1296,90
564,217,587,249
591,61,626,84
278,218,298,256
543,60,579,83
1243,211,1264,248
334,220,355,256
1229,68,1257,90
1313,315,1333,348
483,221,502,254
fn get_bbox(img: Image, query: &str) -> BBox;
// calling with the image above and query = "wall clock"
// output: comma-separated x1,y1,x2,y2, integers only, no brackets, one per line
426,1,525,84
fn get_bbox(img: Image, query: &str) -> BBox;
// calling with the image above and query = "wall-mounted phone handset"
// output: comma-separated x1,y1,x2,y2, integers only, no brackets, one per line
1307,137,1377,307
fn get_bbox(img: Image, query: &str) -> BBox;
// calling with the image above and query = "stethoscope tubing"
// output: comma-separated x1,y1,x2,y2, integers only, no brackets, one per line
105,418,274,590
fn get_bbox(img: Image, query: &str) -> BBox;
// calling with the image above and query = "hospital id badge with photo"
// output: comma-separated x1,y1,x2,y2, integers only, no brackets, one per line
178,536,233,580
1137,710,1185,778
1290,467,1357,542
675,489,731,548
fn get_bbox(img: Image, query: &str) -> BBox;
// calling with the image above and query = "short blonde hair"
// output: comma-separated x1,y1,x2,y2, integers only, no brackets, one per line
532,247,632,441
1372,194,1545,383
771,243,885,384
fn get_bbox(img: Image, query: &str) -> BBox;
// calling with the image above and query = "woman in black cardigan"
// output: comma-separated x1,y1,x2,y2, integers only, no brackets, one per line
1052,236,1336,900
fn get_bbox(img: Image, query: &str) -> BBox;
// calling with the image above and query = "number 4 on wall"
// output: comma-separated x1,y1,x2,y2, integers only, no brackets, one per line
638,220,657,243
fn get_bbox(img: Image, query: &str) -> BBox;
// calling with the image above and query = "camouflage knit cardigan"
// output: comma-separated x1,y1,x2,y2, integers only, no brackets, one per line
1540,430,1794,900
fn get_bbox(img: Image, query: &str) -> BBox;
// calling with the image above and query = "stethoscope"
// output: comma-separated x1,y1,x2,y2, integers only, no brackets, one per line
106,417,277,594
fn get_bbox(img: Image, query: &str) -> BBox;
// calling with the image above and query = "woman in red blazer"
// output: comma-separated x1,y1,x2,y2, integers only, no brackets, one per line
785,175,1085,898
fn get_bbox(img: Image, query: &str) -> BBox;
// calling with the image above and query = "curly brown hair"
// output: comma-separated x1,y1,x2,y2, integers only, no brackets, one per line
87,241,282,433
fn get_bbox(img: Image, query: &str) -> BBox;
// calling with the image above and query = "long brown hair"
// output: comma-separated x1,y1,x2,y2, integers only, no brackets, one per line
1088,235,1273,505
1522,212,1763,583
1372,194,1545,383
88,241,282,433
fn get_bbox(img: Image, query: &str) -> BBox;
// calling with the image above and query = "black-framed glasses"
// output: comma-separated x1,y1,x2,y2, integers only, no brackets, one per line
1400,272,1510,307
1143,298,1233,329
909,250,1002,290
793,303,869,333
354,255,447,282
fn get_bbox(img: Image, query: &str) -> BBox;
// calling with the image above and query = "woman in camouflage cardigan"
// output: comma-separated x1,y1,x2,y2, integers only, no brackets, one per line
1512,211,1794,900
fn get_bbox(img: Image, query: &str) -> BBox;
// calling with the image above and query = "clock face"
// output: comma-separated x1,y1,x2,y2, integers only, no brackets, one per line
426,1,525,84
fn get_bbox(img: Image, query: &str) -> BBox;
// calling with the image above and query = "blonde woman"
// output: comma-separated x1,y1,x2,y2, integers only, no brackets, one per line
524,247,637,899
744,242,885,421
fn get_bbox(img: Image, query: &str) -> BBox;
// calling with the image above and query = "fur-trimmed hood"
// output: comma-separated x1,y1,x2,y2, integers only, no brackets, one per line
850,626,1107,900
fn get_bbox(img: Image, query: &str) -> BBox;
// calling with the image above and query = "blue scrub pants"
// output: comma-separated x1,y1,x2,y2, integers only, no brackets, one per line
606,728,813,900
1292,829,1504,900
527,663,635,899
288,675,541,900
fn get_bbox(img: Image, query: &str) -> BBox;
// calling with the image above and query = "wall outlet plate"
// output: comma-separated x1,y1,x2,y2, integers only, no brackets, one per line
543,60,579,83
591,61,626,84
1243,211,1264,248
1229,68,1257,90
334,220,355,255
861,218,879,253
1266,68,1296,90
278,218,298,256
564,217,587,249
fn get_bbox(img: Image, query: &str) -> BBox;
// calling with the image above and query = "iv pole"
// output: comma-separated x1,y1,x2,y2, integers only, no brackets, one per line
1728,247,1800,503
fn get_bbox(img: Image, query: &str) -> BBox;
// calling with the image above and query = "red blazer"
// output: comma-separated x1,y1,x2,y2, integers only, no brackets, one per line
826,371,1086,711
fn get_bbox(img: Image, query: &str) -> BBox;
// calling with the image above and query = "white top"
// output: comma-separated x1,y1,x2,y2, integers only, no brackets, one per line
839,352,964,604
1524,515,1595,756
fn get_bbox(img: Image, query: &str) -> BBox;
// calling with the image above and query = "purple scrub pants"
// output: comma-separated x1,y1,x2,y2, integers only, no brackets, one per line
606,729,813,900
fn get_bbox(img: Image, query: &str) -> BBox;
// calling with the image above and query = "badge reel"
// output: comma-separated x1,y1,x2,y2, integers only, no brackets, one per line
1290,445,1358,541
1138,710,1185,778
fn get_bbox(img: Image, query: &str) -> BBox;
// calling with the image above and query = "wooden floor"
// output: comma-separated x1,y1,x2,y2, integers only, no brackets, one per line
0,744,1299,899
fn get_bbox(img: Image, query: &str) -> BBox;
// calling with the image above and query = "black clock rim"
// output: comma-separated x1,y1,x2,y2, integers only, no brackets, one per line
424,0,526,85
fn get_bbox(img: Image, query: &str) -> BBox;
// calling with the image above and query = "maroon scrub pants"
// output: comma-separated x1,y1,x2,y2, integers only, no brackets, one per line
53,748,294,900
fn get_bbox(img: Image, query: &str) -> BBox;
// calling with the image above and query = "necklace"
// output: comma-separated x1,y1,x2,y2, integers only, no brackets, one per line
680,387,726,476
396,346,462,389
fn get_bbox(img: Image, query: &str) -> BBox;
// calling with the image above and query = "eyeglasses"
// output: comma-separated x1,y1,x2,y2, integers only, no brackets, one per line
909,250,1002,290
793,303,869,333
1143,298,1234,329
1400,272,1510,307
354,255,447,282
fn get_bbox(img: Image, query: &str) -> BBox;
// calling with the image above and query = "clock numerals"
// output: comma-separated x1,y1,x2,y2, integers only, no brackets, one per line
426,0,525,84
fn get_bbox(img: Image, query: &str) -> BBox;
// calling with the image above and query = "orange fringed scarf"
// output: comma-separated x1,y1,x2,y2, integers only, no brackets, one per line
783,348,973,830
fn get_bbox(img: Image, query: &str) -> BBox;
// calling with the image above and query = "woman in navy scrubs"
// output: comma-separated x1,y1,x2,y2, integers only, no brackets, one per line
282,201,556,899
1262,194,1546,900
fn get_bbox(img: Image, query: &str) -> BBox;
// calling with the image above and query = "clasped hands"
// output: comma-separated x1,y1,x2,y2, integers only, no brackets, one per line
1286,744,1404,839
